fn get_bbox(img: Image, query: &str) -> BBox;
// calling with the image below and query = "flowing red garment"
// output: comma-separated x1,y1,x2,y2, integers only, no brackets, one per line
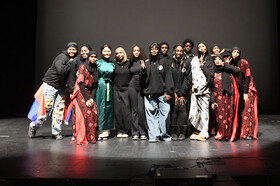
239,59,258,139
212,73,239,141
72,64,98,144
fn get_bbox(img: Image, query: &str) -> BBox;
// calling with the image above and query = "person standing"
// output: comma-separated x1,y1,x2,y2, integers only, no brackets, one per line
170,45,192,140
72,51,98,144
128,45,148,140
95,44,115,140
141,43,174,143
68,44,92,96
210,55,240,141
113,47,131,138
182,38,196,59
189,42,214,141
231,47,258,140
159,42,171,60
28,42,78,140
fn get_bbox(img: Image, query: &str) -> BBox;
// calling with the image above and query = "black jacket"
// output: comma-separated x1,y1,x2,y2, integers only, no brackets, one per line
171,57,192,97
42,51,73,90
140,57,174,95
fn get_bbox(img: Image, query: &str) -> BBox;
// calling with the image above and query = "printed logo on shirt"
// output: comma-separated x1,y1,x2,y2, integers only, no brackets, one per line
158,65,163,71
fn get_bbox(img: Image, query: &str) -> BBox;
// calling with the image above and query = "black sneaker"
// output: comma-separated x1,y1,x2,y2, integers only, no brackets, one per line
53,133,63,140
171,133,178,141
178,133,186,140
28,126,36,138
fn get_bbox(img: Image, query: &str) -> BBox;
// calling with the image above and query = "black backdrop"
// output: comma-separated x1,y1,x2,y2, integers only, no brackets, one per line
1,0,279,118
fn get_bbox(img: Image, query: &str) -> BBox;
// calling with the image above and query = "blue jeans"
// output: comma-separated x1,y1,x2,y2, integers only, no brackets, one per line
144,95,171,141
30,83,66,135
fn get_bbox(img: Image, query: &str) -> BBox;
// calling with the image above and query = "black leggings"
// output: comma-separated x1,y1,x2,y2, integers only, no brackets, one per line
128,86,147,136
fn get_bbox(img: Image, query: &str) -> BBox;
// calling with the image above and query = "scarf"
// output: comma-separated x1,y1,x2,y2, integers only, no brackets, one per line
215,66,232,95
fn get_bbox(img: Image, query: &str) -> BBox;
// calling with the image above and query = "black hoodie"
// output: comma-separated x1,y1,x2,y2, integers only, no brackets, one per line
42,51,73,90
140,57,174,96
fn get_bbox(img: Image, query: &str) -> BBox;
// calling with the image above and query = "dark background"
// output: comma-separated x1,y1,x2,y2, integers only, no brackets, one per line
1,0,279,118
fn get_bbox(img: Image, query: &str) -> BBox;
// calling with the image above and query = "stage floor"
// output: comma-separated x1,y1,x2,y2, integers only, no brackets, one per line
0,115,280,185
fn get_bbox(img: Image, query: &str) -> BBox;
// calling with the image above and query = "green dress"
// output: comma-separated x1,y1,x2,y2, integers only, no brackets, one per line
96,59,115,130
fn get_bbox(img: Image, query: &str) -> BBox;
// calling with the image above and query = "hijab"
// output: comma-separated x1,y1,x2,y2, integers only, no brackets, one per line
214,55,232,95
85,51,98,77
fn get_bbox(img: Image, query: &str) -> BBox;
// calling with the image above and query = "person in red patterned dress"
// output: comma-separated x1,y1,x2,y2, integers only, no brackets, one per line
71,51,99,144
210,55,240,141
231,47,258,140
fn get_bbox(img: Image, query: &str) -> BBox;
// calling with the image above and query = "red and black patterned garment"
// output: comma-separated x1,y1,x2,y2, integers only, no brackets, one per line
212,72,237,141
72,64,98,144
238,59,258,140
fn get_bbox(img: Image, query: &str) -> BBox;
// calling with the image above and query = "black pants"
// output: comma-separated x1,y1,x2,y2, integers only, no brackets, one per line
114,89,131,134
171,103,188,126
128,86,147,136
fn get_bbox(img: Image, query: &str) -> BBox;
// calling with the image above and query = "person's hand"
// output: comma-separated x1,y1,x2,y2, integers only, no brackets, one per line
199,54,205,65
243,93,249,103
86,99,94,107
164,94,172,101
174,93,178,105
70,94,73,99
76,71,80,77
191,85,195,93
225,57,232,64
140,60,146,69
211,103,218,110
179,97,186,105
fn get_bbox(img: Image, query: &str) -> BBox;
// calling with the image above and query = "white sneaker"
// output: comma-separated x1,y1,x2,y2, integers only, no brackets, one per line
122,134,129,138
132,135,139,140
140,135,147,140
117,133,123,138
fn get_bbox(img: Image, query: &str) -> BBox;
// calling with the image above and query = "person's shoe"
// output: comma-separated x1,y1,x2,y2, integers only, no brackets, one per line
122,133,129,138
161,133,172,141
149,138,159,143
190,133,199,140
132,135,139,140
28,126,36,138
195,133,208,141
117,132,123,138
140,135,147,140
178,133,186,141
53,133,63,140
71,136,75,141
171,133,178,141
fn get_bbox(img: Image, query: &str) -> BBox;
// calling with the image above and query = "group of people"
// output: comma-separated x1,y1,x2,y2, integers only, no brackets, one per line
27,38,258,144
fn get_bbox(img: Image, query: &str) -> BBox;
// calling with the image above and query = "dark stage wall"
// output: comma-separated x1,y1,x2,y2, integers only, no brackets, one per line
1,0,279,117
35,0,280,114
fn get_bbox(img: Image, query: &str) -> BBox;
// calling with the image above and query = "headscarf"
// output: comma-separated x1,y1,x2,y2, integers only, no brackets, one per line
85,51,98,75
214,55,232,95
210,44,221,54
197,42,209,59
231,46,242,67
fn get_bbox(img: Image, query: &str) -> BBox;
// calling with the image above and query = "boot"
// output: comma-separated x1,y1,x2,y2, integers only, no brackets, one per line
171,126,178,141
178,125,187,140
